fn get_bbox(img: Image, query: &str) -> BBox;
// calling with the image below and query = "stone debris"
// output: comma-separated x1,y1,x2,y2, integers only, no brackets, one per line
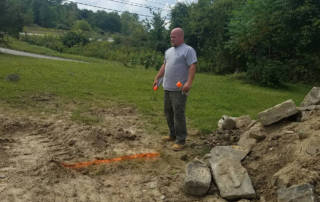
183,159,212,196
258,99,299,126
247,122,266,141
235,115,252,129
218,115,236,130
300,87,320,107
210,146,248,162
209,156,255,200
277,183,316,202
184,87,320,201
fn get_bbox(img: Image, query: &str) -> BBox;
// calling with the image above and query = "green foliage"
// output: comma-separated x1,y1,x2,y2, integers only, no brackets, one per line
0,0,24,36
170,3,190,30
147,10,169,52
61,31,89,48
246,58,288,87
92,11,121,33
20,34,64,52
227,0,320,86
72,20,92,32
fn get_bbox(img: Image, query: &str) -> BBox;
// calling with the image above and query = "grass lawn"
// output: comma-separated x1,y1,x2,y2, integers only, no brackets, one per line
0,52,312,134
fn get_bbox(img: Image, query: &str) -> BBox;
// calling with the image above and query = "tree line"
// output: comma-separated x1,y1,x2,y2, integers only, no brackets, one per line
1,0,320,86
171,0,320,86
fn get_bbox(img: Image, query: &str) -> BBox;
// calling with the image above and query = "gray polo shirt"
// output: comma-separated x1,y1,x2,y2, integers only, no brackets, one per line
163,43,197,91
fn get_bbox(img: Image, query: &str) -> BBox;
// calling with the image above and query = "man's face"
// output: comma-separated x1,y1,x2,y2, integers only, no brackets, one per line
170,30,183,47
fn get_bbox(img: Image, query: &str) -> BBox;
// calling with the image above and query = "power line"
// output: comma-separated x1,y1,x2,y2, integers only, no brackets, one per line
94,0,170,11
65,0,154,18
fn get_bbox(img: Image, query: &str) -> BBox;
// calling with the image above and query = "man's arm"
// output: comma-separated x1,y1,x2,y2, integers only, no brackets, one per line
182,63,196,93
153,63,165,87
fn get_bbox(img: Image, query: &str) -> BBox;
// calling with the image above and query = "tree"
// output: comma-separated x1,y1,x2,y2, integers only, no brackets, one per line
227,0,320,85
72,20,91,32
0,0,24,37
93,11,121,33
148,10,168,52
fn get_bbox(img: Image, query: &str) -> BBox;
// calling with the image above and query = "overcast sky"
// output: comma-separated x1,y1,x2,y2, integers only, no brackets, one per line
67,0,197,20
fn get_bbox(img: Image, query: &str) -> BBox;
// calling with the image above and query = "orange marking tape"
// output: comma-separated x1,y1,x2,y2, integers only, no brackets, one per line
61,152,160,169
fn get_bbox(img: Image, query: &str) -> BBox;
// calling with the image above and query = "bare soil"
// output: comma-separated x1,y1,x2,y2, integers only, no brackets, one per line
1,100,319,202
0,103,208,202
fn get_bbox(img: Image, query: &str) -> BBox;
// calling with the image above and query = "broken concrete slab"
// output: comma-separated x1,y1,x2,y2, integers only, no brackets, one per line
277,183,316,202
297,105,320,111
238,131,257,154
300,87,320,107
258,99,299,126
210,146,249,162
184,159,212,196
209,157,256,200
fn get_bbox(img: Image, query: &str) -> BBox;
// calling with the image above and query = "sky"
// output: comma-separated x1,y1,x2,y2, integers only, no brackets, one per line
67,0,197,21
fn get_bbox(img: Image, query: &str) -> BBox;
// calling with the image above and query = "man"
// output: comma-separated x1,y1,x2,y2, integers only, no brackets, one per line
153,27,197,151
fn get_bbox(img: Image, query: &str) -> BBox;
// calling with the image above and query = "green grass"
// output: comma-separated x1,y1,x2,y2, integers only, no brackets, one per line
4,37,105,64
23,25,66,36
0,52,311,133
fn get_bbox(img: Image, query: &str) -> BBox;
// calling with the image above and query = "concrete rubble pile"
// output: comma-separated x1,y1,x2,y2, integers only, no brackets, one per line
183,87,320,202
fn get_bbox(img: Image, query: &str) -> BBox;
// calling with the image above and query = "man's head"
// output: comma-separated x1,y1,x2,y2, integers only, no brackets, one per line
170,28,184,47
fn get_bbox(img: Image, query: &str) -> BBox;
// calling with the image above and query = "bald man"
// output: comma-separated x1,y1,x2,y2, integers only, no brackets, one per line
153,28,197,151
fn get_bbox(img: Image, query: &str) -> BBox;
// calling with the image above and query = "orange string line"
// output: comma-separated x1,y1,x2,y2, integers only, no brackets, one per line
61,152,160,169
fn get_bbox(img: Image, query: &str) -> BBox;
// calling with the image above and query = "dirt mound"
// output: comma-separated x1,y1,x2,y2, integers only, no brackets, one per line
203,110,320,201
244,110,320,201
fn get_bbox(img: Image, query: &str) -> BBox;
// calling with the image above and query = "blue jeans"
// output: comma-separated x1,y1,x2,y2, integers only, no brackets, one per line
164,90,187,145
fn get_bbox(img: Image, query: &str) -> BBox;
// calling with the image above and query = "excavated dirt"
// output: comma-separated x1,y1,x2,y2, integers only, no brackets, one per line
243,110,320,202
205,110,320,201
0,105,208,202
0,100,319,202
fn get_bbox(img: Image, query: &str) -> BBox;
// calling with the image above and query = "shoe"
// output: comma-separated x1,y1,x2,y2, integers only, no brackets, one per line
172,143,184,151
162,136,175,142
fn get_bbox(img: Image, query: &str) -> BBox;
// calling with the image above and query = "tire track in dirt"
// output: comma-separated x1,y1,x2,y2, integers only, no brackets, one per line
0,115,106,201
0,107,204,202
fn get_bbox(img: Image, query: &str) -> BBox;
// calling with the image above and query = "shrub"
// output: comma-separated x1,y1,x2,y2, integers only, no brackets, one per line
246,58,288,87
61,31,89,48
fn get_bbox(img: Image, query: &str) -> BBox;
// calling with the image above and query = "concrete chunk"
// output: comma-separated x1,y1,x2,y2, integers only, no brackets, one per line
300,87,320,107
277,183,316,202
184,159,212,196
209,157,255,200
210,146,249,163
258,99,299,126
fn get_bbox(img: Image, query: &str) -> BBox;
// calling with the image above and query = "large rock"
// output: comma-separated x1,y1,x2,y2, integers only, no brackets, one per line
277,183,316,202
258,99,299,126
300,87,320,107
184,159,212,196
218,115,236,130
208,157,256,200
